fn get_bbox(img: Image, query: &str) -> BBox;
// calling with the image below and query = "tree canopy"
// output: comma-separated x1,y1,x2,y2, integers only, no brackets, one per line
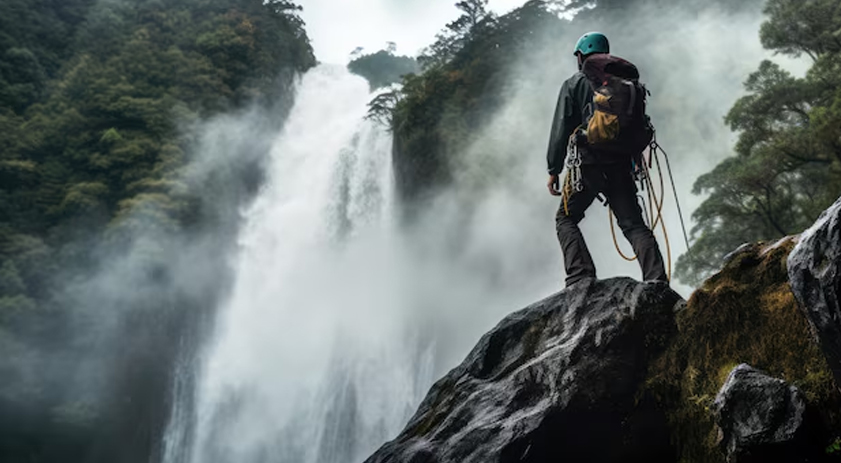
387,0,563,203
348,49,419,90
0,0,314,461
675,0,841,285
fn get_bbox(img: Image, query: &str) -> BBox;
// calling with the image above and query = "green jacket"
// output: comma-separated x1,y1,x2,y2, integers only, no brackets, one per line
546,72,592,175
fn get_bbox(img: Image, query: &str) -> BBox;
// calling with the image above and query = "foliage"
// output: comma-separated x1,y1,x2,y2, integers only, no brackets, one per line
0,0,314,461
563,0,763,15
676,0,841,286
418,0,496,70
366,91,402,126
0,0,96,112
827,437,841,455
348,49,419,90
389,0,563,203
648,240,841,462
386,0,761,207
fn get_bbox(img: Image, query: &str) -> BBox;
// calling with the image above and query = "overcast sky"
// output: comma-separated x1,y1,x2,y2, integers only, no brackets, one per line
298,0,528,64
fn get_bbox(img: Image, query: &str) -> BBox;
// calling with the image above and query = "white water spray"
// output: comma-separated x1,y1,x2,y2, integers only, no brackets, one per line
164,9,785,456
164,55,569,462
168,66,435,463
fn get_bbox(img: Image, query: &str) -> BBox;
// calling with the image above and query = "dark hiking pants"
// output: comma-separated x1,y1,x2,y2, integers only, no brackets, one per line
556,162,668,287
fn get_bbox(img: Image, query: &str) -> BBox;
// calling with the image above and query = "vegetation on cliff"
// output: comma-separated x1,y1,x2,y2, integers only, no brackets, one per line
0,1,314,461
348,48,419,90
675,0,841,285
648,239,841,462
386,0,563,204
5,0,841,461
373,0,840,290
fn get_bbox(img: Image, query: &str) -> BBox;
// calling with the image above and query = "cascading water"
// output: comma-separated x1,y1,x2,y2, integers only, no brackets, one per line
161,54,583,462
165,65,436,463
164,12,770,456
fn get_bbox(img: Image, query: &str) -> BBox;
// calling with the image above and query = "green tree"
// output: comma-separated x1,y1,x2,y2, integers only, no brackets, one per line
0,1,315,461
389,0,562,203
676,0,841,285
348,49,419,90
418,0,495,69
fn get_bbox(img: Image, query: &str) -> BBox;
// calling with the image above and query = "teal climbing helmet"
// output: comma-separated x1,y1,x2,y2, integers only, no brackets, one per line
573,32,610,56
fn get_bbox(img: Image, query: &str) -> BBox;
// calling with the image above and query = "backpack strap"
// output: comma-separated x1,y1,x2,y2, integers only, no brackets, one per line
624,80,636,116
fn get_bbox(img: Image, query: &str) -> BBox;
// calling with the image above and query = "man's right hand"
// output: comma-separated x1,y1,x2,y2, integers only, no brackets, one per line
547,174,562,196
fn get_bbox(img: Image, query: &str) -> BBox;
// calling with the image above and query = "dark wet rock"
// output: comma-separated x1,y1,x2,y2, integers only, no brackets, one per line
713,364,819,463
788,196,841,386
364,277,683,463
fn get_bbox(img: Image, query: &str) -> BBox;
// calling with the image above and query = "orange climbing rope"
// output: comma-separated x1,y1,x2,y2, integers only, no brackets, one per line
608,144,673,281
564,131,680,282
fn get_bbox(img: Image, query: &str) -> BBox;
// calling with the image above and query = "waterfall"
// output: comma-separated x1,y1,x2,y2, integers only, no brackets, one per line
162,54,575,462
161,65,434,463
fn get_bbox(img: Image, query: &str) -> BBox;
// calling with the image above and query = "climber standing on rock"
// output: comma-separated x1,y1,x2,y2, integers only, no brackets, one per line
546,32,668,287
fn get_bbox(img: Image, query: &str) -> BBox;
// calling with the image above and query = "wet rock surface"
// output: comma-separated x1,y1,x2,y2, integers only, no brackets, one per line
363,277,683,463
788,197,841,386
713,364,813,463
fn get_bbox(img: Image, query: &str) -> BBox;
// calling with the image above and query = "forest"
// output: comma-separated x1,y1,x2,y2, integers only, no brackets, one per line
0,0,313,461
2,0,841,461
373,0,841,284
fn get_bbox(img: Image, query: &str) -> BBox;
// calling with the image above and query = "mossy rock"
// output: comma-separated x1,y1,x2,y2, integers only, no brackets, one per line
647,238,841,462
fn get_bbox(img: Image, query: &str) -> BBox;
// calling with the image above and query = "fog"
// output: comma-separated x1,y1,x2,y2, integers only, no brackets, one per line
158,3,813,463
300,0,540,63
2,2,811,463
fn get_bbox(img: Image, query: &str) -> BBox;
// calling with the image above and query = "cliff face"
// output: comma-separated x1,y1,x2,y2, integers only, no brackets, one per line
365,197,841,463
789,197,841,388
365,278,683,463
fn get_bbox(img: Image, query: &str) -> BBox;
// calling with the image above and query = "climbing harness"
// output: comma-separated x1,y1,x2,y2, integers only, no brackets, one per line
561,126,690,282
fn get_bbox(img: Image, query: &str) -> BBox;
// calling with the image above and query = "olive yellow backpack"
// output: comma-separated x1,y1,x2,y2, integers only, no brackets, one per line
581,54,653,155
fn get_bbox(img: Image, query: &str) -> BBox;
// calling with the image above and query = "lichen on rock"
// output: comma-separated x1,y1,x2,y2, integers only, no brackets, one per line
646,231,841,462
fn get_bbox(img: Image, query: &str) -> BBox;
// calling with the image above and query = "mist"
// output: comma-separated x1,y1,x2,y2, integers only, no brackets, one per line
0,1,813,463
156,4,813,463
300,0,535,62
431,1,810,300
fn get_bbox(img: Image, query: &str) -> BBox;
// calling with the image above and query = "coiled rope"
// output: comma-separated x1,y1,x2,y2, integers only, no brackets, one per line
562,130,690,283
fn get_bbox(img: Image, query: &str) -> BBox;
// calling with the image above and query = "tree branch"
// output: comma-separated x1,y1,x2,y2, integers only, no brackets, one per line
779,148,832,165
761,185,789,236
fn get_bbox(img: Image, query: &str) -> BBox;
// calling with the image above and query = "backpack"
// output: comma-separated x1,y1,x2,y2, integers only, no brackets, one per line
581,54,653,155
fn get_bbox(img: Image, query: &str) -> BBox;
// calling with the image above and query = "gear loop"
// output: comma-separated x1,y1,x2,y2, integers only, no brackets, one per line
565,127,585,194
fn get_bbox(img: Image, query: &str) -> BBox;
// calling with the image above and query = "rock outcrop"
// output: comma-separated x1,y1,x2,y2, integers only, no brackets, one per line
364,197,841,463
713,364,810,463
788,196,841,387
645,230,840,463
364,278,683,463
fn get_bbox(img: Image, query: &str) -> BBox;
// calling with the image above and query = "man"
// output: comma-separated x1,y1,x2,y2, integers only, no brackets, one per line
546,32,668,287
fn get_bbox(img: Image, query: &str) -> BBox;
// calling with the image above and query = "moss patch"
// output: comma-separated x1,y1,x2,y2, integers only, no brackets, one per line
646,238,841,462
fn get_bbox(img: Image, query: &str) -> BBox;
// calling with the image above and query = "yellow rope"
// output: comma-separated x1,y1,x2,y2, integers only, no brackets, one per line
661,201,673,282
643,155,666,229
648,149,666,229
608,147,673,281
609,207,638,262
562,169,573,216
646,167,657,227
645,149,672,281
